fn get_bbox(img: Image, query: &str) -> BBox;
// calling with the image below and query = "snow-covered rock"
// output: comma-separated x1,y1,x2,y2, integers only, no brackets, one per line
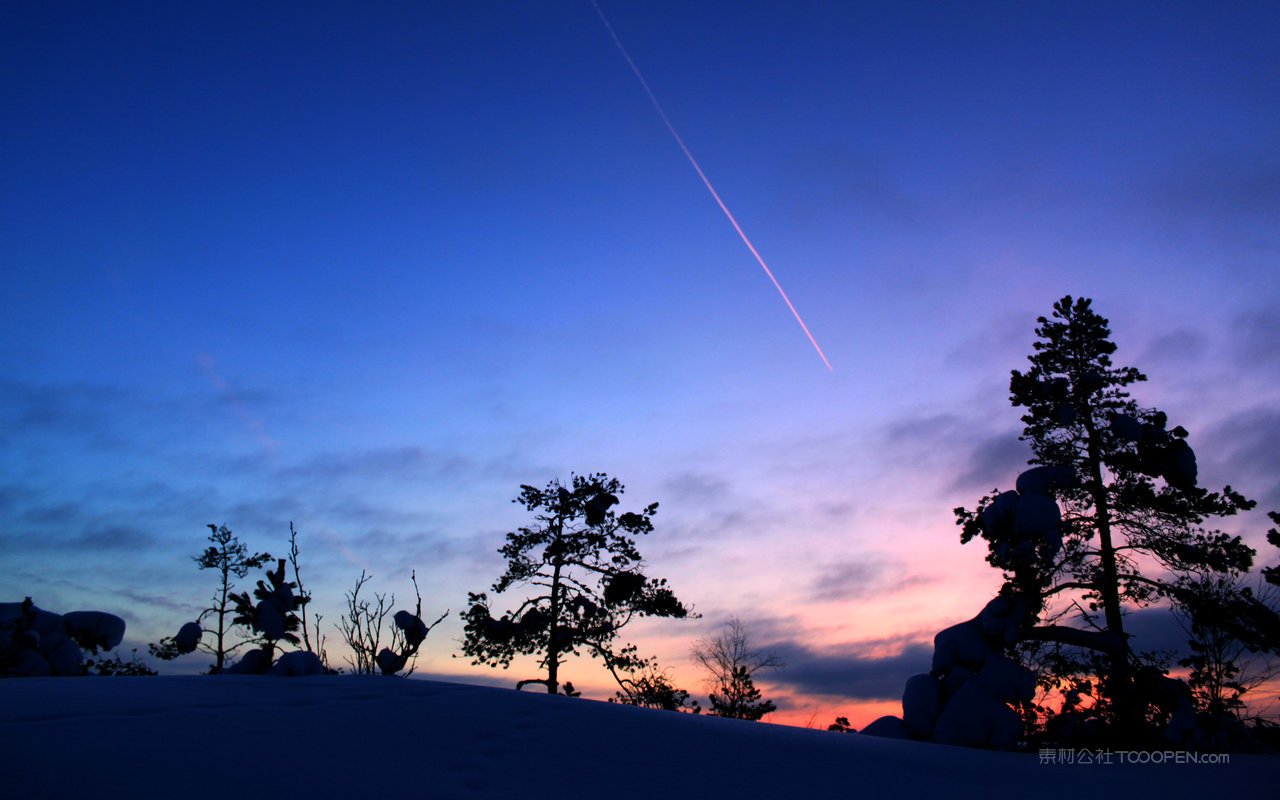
63,610,126,652
3,601,128,676
43,634,84,675
225,649,270,675
270,650,326,676
942,665,977,699
8,649,52,677
932,620,991,673
859,715,910,739
1014,465,1075,496
976,594,1031,645
901,673,943,738
978,654,1037,705
932,681,1020,750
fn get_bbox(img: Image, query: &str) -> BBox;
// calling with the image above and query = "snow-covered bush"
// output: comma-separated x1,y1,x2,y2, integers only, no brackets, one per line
339,570,445,676
223,558,311,674
1,598,131,677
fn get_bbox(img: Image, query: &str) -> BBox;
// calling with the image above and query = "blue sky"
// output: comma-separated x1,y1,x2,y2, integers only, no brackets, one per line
3,1,1279,724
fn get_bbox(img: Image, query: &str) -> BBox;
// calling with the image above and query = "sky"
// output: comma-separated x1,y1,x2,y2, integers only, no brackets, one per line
2,1,1279,726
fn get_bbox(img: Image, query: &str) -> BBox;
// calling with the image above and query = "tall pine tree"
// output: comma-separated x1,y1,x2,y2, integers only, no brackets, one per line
957,296,1259,737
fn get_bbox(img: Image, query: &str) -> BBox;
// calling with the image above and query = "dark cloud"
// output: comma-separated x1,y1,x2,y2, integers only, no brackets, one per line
762,639,932,701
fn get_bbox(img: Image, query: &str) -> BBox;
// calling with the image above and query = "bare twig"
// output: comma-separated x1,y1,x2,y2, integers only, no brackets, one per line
338,571,392,675
288,522,313,653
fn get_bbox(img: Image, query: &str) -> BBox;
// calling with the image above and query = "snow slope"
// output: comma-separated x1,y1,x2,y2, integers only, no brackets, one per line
1,676,1272,799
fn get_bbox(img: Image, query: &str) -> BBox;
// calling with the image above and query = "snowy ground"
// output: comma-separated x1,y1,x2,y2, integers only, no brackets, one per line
1,676,1273,799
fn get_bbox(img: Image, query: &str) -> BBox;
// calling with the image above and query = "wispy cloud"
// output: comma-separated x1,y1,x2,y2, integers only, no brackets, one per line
0,379,130,449
1232,308,1280,374
1209,407,1280,509
880,412,1029,493
808,556,932,602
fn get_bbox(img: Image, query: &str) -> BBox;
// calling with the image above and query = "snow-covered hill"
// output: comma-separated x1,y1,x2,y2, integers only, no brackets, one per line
1,676,1272,799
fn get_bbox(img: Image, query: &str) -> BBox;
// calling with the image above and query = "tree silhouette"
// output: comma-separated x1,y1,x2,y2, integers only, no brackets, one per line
150,524,271,672
338,569,446,676
1174,512,1280,717
955,296,1270,739
692,617,781,721
460,473,693,695
612,661,701,713
227,557,310,670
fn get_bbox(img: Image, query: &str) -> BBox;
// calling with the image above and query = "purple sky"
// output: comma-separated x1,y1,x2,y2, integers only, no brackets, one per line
3,1,1278,724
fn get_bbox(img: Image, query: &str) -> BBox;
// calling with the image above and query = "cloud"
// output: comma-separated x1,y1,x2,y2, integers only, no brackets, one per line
75,525,157,551
0,380,129,447
880,412,1028,494
1232,308,1280,374
1,522,157,553
1123,606,1192,659
808,557,932,602
19,502,81,525
762,639,932,701
1153,155,1280,225
278,446,473,482
1209,407,1280,509
949,432,1032,493
1139,328,1208,369
116,588,202,616
659,471,730,504
780,146,924,227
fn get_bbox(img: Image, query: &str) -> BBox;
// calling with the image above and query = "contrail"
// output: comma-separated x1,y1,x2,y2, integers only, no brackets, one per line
589,0,833,371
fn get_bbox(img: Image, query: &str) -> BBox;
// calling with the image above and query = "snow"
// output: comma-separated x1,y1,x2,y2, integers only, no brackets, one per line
0,676,1272,798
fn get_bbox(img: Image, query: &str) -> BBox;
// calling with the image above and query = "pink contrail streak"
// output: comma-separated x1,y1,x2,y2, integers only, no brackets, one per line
589,1,833,371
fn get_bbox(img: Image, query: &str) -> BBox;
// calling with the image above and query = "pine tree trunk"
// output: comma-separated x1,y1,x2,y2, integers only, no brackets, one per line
545,516,564,695
215,561,230,672
1083,415,1137,735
